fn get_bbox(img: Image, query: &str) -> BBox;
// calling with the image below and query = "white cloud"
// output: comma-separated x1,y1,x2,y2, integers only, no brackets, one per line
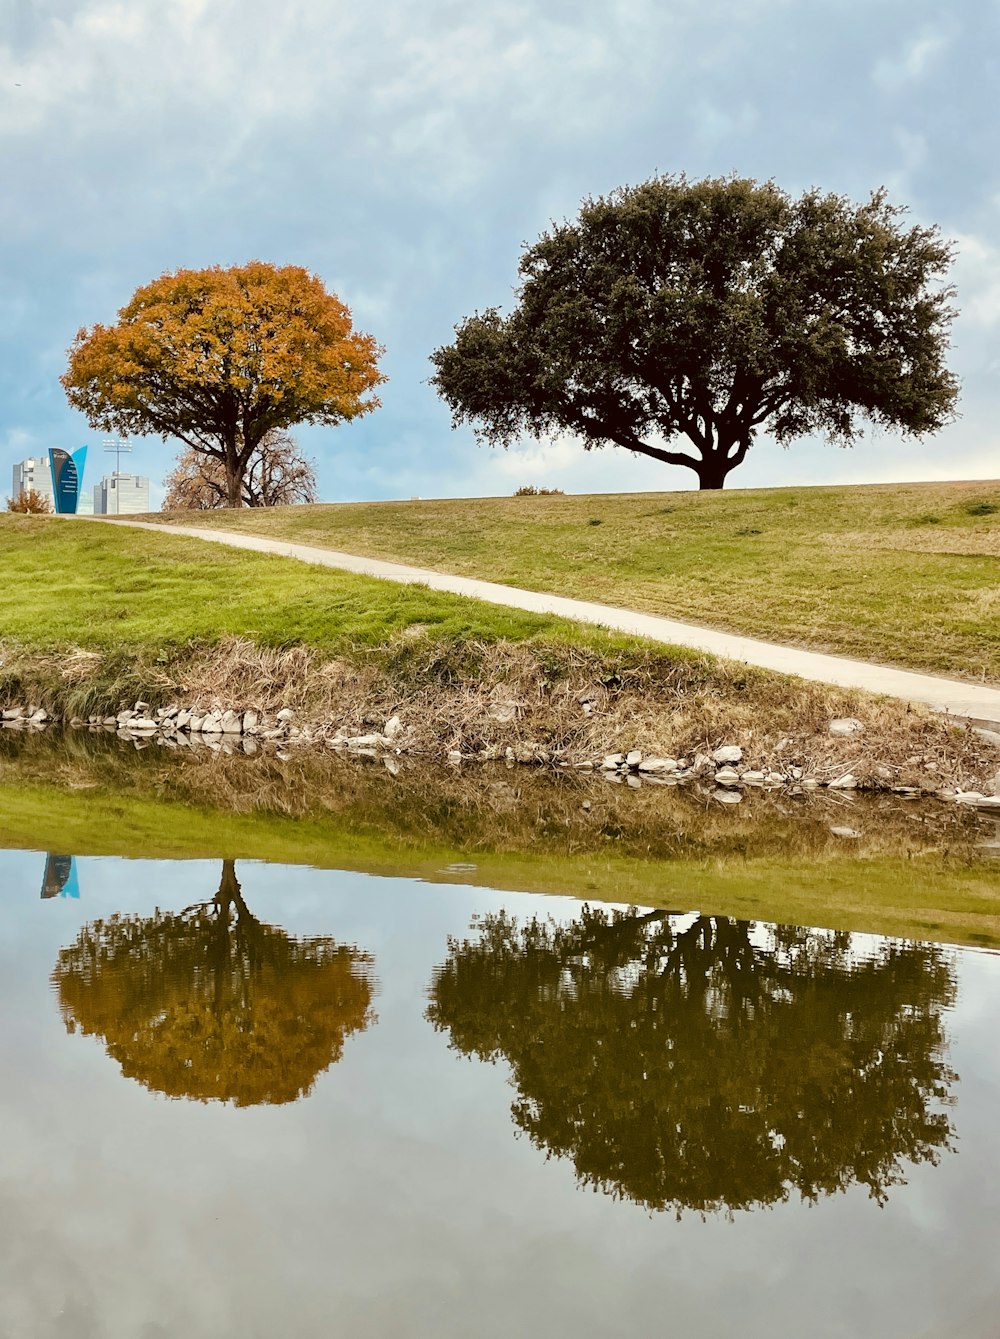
951,232,1000,329
0,0,669,189
692,99,760,150
882,128,928,201
873,27,952,93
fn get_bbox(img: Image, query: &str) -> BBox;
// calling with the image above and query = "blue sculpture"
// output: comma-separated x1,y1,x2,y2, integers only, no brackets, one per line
41,854,80,900
48,446,88,514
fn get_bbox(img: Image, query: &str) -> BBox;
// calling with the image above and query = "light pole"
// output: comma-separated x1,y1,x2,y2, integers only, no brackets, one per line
102,438,132,515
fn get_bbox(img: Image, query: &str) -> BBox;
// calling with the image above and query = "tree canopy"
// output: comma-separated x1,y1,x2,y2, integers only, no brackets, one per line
162,430,318,510
428,907,957,1215
431,176,959,489
53,861,377,1106
63,261,385,506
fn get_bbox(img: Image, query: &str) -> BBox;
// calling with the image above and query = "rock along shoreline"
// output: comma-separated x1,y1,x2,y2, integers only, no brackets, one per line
4,698,1000,812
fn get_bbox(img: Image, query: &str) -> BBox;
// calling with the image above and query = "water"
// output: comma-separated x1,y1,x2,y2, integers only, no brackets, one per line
1,845,997,1338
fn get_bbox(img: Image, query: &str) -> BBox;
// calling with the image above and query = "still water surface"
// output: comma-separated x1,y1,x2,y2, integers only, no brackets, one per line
1,847,998,1337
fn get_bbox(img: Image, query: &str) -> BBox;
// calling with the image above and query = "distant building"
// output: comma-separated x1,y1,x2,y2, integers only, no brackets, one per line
11,456,55,508
94,473,150,515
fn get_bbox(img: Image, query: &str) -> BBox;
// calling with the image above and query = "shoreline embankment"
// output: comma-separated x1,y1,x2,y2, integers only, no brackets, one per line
3,636,999,807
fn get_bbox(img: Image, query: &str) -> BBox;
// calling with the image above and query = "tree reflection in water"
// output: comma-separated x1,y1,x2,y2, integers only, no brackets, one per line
53,860,377,1106
428,908,957,1215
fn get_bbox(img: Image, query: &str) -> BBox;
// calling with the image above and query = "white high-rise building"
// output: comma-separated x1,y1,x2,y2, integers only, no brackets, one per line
11,457,55,508
93,473,150,515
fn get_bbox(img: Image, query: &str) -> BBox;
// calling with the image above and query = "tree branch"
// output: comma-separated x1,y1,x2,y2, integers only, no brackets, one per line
602,427,704,472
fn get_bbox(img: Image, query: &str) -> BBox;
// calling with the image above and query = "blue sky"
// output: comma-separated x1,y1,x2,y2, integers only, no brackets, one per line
2,0,998,506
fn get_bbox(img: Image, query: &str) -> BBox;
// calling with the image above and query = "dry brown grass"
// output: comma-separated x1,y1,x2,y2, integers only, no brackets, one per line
177,639,318,706
3,633,999,792
823,528,1000,558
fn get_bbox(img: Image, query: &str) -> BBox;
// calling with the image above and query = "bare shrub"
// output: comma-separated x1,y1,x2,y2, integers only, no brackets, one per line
7,489,52,514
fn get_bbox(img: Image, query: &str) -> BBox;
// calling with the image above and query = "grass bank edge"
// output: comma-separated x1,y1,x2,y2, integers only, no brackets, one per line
2,781,998,951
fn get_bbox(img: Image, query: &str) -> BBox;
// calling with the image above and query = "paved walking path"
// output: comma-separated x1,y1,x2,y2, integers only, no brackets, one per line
109,518,1000,728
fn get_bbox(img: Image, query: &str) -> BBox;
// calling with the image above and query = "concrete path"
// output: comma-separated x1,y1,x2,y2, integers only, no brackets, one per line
108,518,1000,728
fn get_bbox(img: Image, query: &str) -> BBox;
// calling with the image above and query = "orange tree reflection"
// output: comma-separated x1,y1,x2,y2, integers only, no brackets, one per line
54,860,376,1105
428,908,956,1214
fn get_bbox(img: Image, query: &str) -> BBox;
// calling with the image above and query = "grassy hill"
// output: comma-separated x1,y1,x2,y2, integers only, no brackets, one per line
148,480,1000,683
2,507,999,789
0,514,604,656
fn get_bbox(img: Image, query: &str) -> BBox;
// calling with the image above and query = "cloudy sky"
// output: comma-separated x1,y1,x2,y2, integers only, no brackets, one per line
2,0,998,506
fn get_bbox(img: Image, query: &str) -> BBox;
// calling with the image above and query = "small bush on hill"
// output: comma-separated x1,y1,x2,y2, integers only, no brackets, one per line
7,489,52,514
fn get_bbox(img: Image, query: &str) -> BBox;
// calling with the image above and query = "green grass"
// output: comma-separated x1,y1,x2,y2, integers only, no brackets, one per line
147,480,1000,682
0,514,634,656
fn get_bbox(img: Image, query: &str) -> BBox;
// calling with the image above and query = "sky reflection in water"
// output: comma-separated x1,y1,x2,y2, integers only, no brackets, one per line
0,848,997,1338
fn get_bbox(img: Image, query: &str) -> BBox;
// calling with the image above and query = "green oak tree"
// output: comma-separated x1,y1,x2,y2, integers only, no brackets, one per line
428,907,957,1215
54,860,377,1106
431,176,958,489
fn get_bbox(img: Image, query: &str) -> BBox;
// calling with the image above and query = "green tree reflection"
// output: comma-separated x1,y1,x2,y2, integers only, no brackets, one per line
428,908,957,1214
54,860,376,1105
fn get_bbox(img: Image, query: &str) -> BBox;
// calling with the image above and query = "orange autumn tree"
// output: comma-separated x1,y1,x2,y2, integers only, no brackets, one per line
62,262,385,507
53,861,377,1106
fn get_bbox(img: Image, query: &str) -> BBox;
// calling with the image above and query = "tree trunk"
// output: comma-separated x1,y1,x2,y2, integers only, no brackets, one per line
693,434,749,490
216,859,252,922
225,464,243,508
221,426,244,508
694,455,730,490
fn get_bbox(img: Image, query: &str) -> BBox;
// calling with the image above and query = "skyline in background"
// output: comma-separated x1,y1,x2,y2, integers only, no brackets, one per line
2,0,998,509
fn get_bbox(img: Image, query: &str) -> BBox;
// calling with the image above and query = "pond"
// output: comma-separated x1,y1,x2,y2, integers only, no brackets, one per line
0,735,998,1336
